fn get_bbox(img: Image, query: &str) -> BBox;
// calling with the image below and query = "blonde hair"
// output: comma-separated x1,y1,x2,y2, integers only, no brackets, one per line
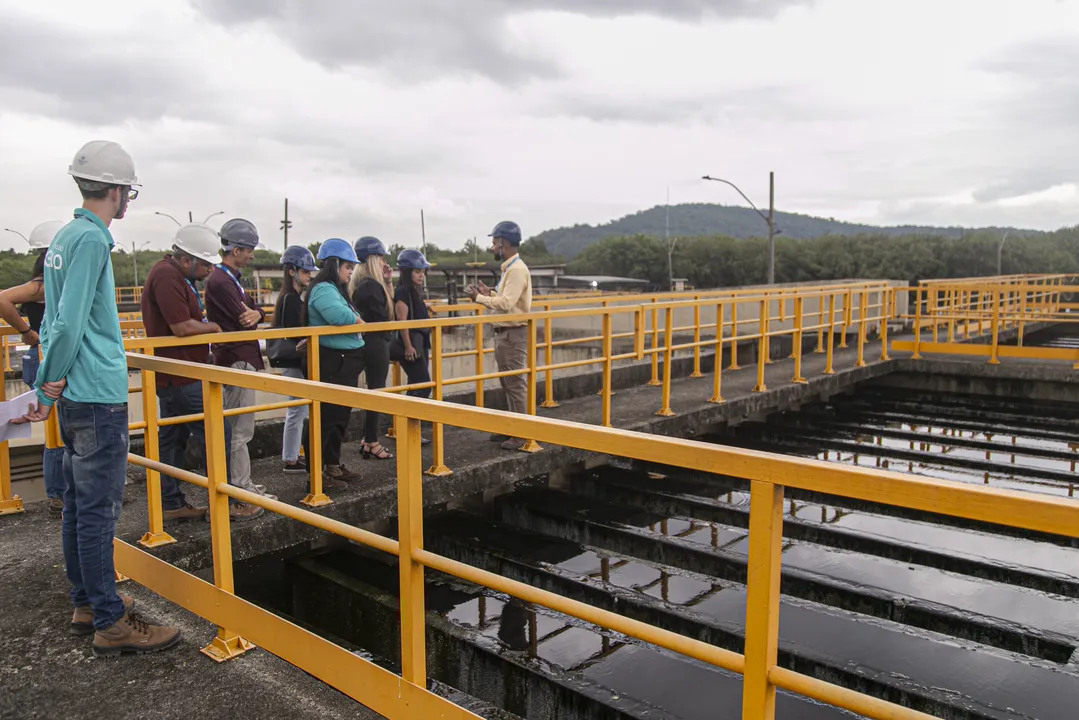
349,254,395,321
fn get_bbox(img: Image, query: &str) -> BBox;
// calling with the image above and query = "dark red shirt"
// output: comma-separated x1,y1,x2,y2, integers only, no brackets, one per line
141,257,212,387
205,264,265,370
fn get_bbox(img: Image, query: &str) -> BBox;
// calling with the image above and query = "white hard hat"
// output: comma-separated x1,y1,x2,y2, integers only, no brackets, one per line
68,140,140,187
172,223,221,263
28,220,65,252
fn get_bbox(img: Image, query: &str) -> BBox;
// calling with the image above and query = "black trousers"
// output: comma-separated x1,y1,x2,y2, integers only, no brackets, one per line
362,336,389,444
319,346,365,466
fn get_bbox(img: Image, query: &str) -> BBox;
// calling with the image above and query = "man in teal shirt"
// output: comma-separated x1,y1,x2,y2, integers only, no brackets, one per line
16,141,180,657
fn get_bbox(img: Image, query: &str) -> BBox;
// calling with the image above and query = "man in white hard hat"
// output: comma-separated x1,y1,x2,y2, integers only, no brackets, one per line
15,140,181,657
141,224,264,523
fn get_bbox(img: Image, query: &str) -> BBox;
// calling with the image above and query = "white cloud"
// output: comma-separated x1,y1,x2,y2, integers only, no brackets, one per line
0,0,1076,256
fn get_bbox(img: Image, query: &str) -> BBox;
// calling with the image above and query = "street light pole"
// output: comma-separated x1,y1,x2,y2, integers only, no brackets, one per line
153,211,182,227
3,228,29,246
131,240,151,286
702,172,778,284
202,211,225,225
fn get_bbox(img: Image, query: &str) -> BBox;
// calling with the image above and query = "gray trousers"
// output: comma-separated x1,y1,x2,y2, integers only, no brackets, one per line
223,361,259,493
494,326,529,416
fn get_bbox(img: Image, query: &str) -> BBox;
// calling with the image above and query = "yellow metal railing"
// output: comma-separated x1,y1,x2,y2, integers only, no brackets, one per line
105,353,1079,720
893,275,1077,366
0,281,898,518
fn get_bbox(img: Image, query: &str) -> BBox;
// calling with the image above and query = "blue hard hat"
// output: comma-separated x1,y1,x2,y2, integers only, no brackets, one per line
281,246,317,272
354,236,387,261
396,248,431,270
488,220,522,246
317,238,359,264
219,218,260,249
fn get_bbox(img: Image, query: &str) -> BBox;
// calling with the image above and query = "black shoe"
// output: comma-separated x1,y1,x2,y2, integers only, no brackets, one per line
283,460,308,475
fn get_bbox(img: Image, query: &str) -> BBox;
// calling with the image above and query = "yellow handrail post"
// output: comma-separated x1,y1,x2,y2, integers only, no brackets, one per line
929,288,939,342
301,338,331,507
824,293,836,375
753,299,768,393
791,296,807,384
0,371,22,515
600,312,614,427
139,351,176,547
988,289,1001,366
708,302,724,403
474,308,486,408
634,306,645,361
426,326,451,476
520,319,543,453
741,479,784,720
656,307,676,417
947,289,956,343
648,300,661,386
1018,286,1027,346
815,294,825,354
879,289,891,362
838,289,851,348
540,314,558,408
855,289,867,368
200,379,254,662
962,289,971,339
729,301,742,370
690,297,703,378
911,287,923,360
395,415,427,687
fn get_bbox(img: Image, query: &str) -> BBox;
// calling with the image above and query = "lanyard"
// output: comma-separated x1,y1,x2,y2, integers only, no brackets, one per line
495,256,519,293
214,264,247,297
185,279,207,321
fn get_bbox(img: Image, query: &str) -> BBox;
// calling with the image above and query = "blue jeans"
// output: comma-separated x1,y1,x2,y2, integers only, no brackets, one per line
57,399,129,631
157,382,233,510
24,351,66,500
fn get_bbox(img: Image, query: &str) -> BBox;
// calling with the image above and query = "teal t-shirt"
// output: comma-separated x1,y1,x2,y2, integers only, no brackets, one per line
36,209,128,407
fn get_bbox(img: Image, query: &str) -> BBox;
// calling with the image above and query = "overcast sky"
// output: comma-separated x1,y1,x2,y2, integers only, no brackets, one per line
1,0,1077,254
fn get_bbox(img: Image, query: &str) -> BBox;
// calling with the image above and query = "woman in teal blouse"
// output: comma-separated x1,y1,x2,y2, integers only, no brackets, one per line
303,238,365,488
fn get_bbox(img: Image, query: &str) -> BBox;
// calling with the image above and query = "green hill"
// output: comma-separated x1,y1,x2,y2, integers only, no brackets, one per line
531,203,1040,259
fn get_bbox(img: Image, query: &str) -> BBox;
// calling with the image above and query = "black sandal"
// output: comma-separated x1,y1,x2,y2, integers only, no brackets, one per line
362,442,394,460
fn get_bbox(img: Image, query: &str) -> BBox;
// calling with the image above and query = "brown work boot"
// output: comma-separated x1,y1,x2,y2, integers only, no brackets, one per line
48,497,63,518
229,502,264,521
319,470,348,491
71,594,135,636
324,465,360,484
92,611,181,658
501,438,526,451
163,502,208,523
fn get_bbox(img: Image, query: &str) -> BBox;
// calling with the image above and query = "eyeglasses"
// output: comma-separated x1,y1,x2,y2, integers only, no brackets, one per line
125,187,139,202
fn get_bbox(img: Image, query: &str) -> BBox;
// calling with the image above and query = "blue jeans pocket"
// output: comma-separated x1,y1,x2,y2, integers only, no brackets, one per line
21,353,38,388
59,401,98,456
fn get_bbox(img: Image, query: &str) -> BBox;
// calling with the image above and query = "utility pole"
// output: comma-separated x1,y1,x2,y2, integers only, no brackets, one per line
420,209,429,299
188,210,193,223
767,171,775,285
280,198,293,250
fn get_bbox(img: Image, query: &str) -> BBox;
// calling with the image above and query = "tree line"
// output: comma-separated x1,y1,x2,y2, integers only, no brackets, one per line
565,228,1079,288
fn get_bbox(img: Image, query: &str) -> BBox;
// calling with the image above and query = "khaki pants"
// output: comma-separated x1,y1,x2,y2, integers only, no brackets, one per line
222,361,258,494
494,326,528,415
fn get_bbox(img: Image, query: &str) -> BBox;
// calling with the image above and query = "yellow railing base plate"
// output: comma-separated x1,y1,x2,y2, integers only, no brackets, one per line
753,384,767,393
425,465,453,477
301,493,334,508
792,378,808,385
655,409,676,417
0,497,25,515
854,361,867,368
520,440,543,453
646,380,662,387
539,401,560,409
728,364,741,371
115,570,130,583
689,372,705,379
138,531,177,548
707,396,725,404
201,633,256,663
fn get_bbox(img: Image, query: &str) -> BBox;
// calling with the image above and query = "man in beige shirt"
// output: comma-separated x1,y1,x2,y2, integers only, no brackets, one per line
467,220,533,450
